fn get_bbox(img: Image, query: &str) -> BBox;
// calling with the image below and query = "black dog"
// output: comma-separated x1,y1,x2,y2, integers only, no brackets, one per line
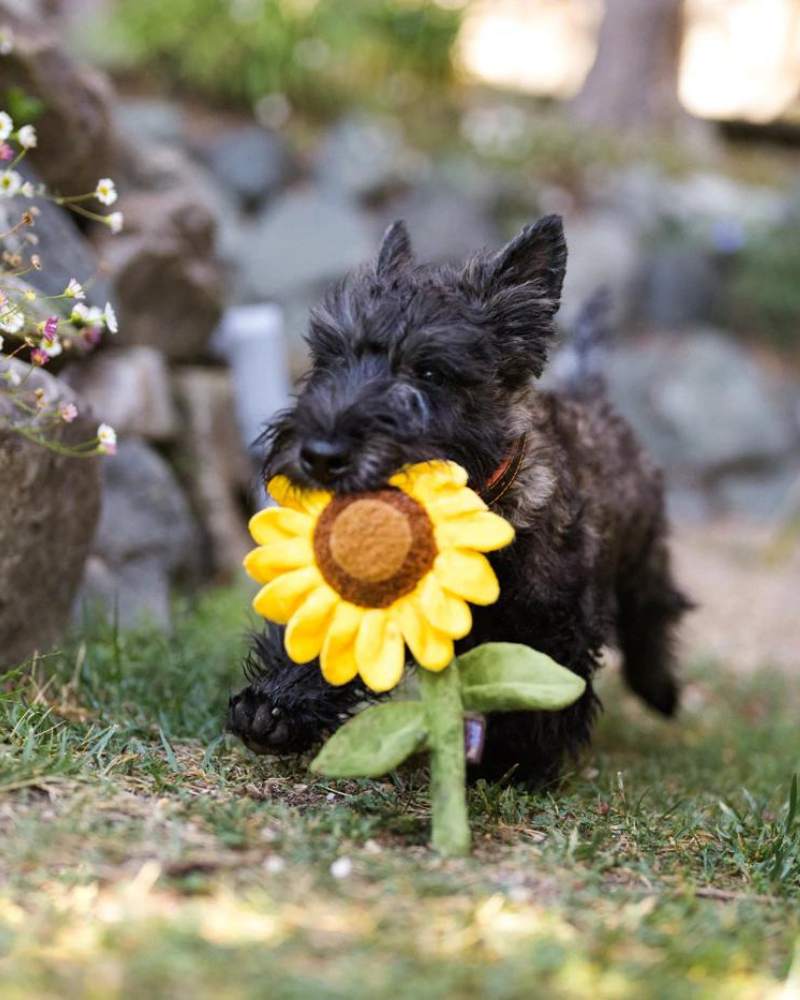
227,216,690,786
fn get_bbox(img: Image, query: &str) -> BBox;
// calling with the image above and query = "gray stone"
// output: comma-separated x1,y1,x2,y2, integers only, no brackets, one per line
201,125,294,209
81,439,199,628
714,461,800,521
0,165,110,306
638,244,720,328
378,183,499,264
316,115,421,202
102,189,223,361
176,368,255,575
0,3,117,194
114,98,186,148
559,211,645,329
0,358,101,668
63,347,178,442
606,330,799,474
234,189,374,302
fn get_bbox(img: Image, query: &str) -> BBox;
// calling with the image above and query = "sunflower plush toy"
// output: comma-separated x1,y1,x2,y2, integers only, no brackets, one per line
244,461,585,856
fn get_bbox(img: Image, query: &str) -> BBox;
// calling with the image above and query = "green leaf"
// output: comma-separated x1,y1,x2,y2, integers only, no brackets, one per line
310,701,428,778
459,642,586,713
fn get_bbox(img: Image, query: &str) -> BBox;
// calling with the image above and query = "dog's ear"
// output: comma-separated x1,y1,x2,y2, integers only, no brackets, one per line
476,216,567,380
491,215,567,311
376,220,414,278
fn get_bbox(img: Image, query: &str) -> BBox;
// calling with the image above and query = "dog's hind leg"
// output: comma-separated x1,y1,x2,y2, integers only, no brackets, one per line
226,627,372,755
617,532,691,717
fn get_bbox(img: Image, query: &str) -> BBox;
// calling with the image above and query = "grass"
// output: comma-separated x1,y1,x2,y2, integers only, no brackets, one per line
0,588,798,998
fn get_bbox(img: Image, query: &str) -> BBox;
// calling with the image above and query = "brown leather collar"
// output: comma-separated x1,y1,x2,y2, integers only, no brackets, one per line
478,433,527,507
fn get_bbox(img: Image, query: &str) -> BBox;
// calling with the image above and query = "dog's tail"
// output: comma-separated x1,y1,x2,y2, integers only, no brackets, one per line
553,286,613,398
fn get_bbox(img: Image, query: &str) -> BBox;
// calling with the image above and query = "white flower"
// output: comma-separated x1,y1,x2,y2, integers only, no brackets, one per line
0,308,24,334
64,278,86,300
97,422,117,453
0,334,4,351
107,211,124,234
0,169,22,198
70,303,89,323
17,124,36,149
104,301,118,334
95,178,117,206
0,111,12,140
7,368,21,386
329,857,353,880
42,337,62,357
0,31,13,56
20,182,34,198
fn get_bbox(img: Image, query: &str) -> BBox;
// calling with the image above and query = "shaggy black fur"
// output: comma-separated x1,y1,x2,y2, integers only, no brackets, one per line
226,216,691,787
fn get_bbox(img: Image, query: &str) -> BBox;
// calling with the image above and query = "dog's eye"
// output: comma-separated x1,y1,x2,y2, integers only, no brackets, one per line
416,366,444,385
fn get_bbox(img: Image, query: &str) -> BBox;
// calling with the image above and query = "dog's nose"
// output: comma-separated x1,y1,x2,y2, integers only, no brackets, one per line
299,439,351,484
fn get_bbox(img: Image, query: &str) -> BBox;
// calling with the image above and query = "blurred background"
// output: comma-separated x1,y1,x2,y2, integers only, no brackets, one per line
2,0,799,672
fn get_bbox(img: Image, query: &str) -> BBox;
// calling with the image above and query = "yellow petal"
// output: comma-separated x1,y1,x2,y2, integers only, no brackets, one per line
284,585,338,663
434,510,515,553
248,506,313,546
418,573,472,639
355,610,406,692
267,475,331,516
243,537,313,584
253,566,322,624
425,490,487,524
392,595,454,671
320,602,363,686
389,460,468,504
434,549,500,606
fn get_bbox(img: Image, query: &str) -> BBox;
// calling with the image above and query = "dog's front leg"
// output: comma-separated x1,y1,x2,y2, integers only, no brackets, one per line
226,627,372,756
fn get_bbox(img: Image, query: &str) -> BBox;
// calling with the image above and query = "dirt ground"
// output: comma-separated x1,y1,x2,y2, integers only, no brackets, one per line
672,517,800,675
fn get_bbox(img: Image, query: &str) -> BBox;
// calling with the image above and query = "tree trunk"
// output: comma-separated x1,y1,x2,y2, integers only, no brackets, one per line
572,0,685,133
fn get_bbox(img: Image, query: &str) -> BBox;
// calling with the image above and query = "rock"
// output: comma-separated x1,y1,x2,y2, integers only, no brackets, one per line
316,115,421,202
606,330,799,474
212,304,291,449
0,4,117,194
102,189,223,361
200,125,295,210
81,440,199,628
0,358,101,668
559,211,645,329
114,97,186,148
377,183,499,264
63,347,178,442
0,164,110,306
638,243,721,328
234,189,374,302
714,461,800,521
175,367,255,575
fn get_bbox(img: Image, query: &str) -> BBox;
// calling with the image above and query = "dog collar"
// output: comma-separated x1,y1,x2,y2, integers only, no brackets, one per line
479,433,527,507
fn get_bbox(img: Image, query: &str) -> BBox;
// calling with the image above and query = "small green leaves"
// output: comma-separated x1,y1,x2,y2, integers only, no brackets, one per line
459,642,586,713
310,701,428,778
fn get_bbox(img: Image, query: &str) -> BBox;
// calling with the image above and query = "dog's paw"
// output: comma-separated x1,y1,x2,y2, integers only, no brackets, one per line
226,687,292,755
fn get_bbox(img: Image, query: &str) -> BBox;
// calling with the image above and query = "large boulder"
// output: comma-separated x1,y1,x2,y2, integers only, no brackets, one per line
606,330,800,474
80,440,200,628
234,188,375,303
0,3,117,195
0,165,110,306
0,359,101,668
63,347,178,442
315,115,420,202
199,124,295,211
101,188,223,361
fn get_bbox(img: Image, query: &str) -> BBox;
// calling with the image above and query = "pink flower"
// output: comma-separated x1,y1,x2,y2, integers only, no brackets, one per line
30,347,48,366
59,402,78,423
0,142,12,161
43,315,58,342
82,326,102,346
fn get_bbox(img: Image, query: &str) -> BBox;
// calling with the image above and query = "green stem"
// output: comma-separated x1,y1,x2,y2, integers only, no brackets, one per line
419,661,470,857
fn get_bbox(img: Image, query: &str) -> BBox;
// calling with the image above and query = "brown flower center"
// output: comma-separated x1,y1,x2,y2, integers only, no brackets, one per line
314,489,437,608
